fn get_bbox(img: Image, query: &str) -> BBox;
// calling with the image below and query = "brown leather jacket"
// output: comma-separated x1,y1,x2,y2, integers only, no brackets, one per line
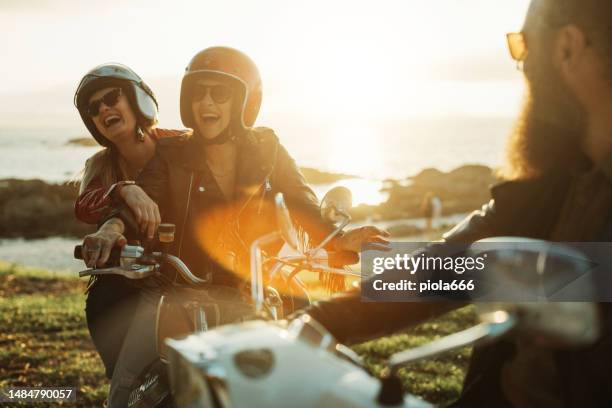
301,169,612,407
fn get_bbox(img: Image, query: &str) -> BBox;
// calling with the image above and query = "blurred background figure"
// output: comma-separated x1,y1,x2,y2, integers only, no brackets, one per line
421,192,442,231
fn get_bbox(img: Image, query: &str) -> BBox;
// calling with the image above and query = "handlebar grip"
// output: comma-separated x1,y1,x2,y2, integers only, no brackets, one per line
74,245,83,260
73,245,122,264
329,250,359,266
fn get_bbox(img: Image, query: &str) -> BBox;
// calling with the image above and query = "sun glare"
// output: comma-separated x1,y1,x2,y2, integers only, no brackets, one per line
302,124,387,206
325,125,385,177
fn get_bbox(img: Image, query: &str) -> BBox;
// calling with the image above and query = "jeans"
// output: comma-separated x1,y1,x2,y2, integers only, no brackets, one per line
85,276,141,379
107,290,160,408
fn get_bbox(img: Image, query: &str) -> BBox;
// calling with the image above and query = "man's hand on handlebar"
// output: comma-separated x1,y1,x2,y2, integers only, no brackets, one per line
334,226,391,253
82,217,127,268
119,184,160,240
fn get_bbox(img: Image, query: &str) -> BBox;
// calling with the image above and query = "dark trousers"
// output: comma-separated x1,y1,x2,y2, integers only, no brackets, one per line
85,276,141,379
107,290,160,407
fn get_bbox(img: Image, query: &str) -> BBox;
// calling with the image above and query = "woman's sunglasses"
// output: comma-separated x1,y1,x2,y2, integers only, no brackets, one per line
192,84,233,104
87,88,122,117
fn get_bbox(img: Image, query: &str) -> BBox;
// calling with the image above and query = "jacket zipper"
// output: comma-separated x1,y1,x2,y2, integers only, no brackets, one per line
257,177,272,215
178,171,194,258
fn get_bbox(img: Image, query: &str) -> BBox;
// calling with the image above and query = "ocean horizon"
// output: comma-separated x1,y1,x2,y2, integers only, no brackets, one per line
0,115,512,182
0,114,516,271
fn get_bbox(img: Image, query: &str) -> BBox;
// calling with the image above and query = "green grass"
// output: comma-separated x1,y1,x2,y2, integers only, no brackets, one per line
0,261,475,407
353,306,476,406
0,262,107,407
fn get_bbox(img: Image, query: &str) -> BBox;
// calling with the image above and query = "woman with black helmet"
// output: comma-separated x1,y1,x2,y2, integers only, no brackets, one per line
83,47,389,407
73,63,189,384
87,47,389,269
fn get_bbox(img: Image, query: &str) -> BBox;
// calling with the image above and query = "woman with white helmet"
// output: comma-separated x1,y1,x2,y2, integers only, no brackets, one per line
73,63,188,382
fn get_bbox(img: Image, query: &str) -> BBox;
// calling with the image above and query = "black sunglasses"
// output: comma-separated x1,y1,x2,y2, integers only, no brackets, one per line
192,84,233,104
86,88,122,117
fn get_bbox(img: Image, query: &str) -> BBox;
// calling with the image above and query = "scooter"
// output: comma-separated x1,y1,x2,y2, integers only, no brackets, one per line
162,191,601,407
75,187,360,407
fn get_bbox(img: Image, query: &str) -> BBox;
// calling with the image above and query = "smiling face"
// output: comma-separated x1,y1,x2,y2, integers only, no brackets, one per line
88,86,138,145
190,78,233,140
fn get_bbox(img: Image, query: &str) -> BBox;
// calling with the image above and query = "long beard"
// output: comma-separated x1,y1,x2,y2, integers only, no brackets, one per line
505,65,587,179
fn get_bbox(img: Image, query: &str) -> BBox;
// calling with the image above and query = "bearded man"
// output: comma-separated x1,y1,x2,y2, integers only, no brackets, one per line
297,0,612,406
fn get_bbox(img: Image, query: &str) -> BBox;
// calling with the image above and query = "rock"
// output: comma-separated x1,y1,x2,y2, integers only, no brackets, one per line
350,204,380,222
373,164,498,220
0,164,497,239
66,137,98,147
386,224,422,237
299,167,355,184
0,179,94,239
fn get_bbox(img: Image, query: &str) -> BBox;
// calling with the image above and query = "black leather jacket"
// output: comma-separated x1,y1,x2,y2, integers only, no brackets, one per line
122,127,339,278
302,170,612,407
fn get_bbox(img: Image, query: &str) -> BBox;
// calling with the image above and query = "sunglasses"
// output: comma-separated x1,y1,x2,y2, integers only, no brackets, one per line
192,84,233,104
507,32,527,69
87,88,122,117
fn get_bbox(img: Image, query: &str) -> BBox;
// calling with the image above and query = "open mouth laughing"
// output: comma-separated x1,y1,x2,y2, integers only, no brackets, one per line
200,112,221,125
101,113,123,130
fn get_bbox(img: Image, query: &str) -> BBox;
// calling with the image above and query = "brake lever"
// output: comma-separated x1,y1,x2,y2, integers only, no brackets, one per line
78,264,157,279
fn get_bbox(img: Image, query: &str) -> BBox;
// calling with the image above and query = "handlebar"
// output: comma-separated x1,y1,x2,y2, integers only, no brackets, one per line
74,244,207,285
74,245,122,263
163,254,208,285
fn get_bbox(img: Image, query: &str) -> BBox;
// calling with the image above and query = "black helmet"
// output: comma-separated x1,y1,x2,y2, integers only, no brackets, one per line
181,47,262,136
74,63,159,147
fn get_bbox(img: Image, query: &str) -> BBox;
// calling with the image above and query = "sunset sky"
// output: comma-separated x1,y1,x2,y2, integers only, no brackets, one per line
1,0,530,129
0,0,536,205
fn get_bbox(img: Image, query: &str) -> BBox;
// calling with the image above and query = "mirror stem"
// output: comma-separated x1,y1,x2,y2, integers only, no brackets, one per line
309,216,351,257
389,316,515,371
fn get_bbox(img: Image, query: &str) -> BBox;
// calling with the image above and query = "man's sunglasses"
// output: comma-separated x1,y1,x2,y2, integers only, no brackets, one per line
192,84,233,104
86,88,122,117
506,32,527,69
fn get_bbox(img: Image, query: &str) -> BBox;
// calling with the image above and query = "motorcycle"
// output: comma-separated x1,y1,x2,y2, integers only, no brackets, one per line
161,192,602,407
75,187,360,407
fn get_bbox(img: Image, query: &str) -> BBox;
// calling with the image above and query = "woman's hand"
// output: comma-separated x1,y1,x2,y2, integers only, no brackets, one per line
119,184,160,239
81,218,127,268
334,226,391,253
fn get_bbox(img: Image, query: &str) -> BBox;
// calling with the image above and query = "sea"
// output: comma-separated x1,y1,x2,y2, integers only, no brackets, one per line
0,116,513,272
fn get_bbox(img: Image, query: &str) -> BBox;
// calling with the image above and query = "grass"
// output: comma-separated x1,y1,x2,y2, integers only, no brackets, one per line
0,261,476,407
353,306,476,406
0,262,107,407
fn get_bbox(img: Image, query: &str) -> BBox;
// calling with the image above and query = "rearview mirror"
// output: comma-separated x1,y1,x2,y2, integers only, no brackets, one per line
467,237,597,301
469,238,600,346
320,187,352,224
477,302,599,347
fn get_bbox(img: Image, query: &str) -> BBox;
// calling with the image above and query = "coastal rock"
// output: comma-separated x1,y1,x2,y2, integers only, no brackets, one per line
300,167,355,184
0,165,495,239
66,137,98,147
0,179,93,239
351,164,498,221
